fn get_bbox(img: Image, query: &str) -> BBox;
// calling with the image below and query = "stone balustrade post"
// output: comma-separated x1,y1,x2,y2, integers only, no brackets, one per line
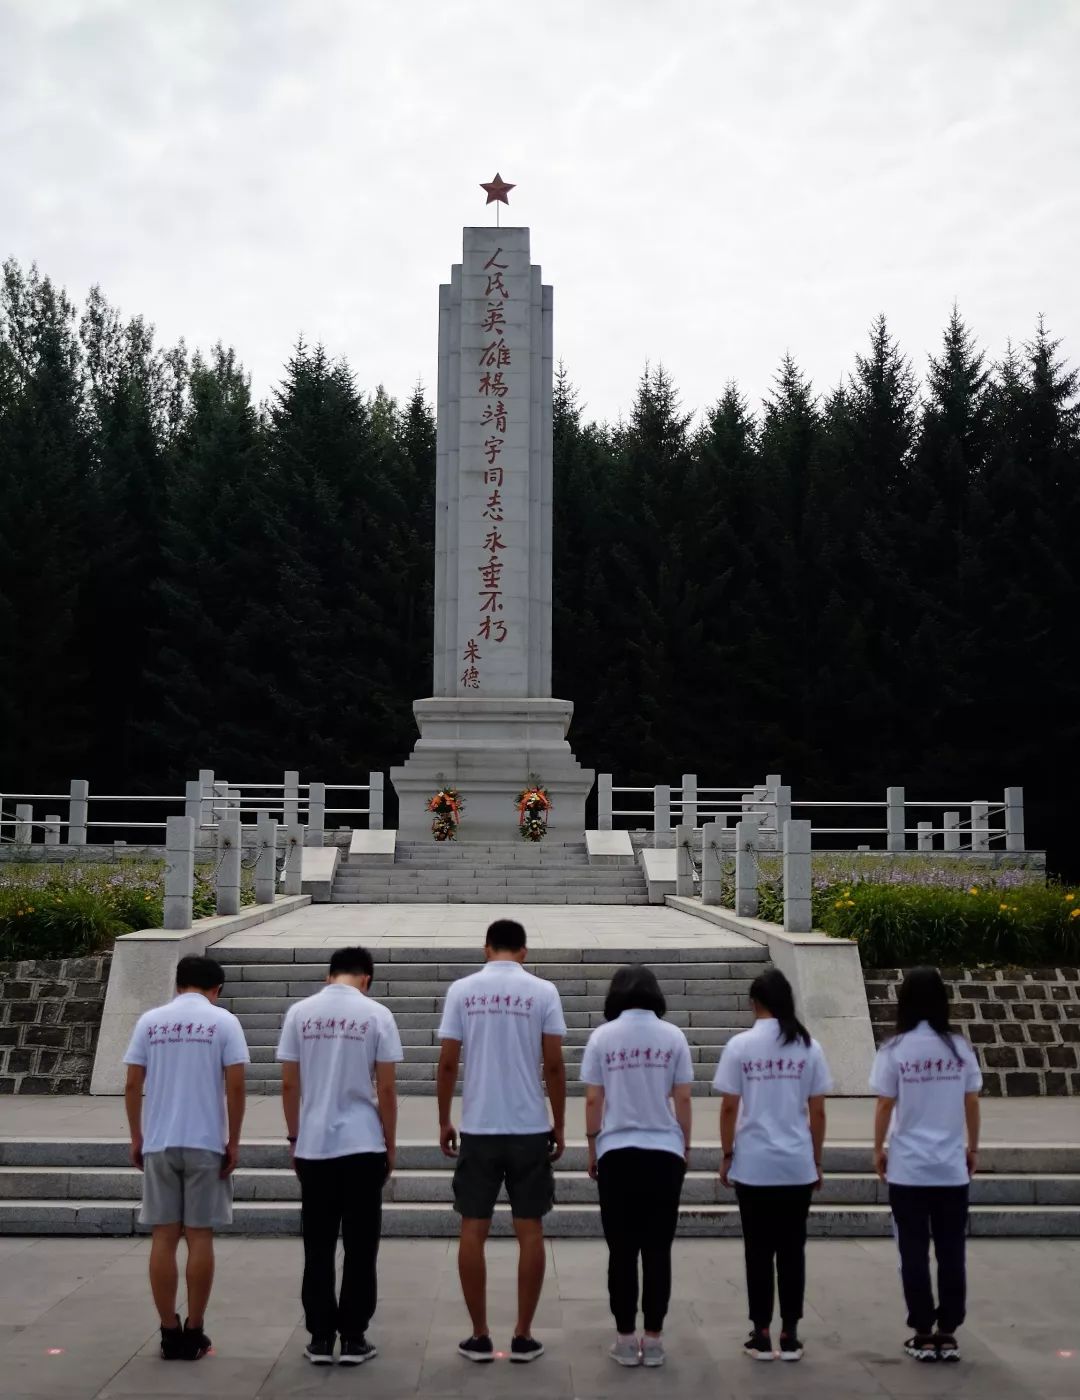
886,786,906,853
198,769,215,831
14,803,32,843
215,819,241,916
917,821,933,851
597,773,613,830
653,785,671,843
1005,787,1025,853
675,823,695,897
943,811,961,852
700,819,725,905
255,812,278,905
284,771,300,828
783,819,813,933
306,783,326,847
68,779,88,845
164,816,195,930
369,772,384,830
774,784,792,844
680,774,698,829
283,823,304,895
735,815,761,918
184,779,201,825
971,801,990,854
44,814,61,847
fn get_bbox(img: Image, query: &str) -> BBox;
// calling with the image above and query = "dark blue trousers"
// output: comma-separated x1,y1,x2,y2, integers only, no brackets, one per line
888,1183,969,1334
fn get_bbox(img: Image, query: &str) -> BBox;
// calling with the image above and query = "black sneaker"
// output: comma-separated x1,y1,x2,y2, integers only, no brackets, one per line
935,1333,960,1362
181,1320,211,1360
160,1315,185,1360
743,1329,775,1361
304,1336,336,1364
510,1335,545,1363
779,1329,803,1361
903,1334,938,1362
458,1334,495,1363
339,1336,377,1365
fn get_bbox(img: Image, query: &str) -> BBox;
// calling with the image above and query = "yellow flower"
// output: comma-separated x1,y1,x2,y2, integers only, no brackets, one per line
1066,893,1076,903
999,903,1009,911
834,900,844,909
968,886,979,896
842,889,851,897
26,906,33,913
144,893,152,900
1071,908,1080,920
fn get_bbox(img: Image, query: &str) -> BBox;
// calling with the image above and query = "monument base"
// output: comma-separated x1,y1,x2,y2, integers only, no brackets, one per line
390,697,595,842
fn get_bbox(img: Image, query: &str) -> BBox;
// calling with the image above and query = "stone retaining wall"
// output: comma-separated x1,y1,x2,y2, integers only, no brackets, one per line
866,968,1080,1096
0,955,111,1094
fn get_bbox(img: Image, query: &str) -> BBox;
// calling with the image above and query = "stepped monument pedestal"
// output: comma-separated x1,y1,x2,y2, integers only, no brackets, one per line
391,225,593,841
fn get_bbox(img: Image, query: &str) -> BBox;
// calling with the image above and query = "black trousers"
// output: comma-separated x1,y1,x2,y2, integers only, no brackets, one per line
888,1183,969,1334
295,1152,387,1340
734,1182,814,1330
597,1148,685,1334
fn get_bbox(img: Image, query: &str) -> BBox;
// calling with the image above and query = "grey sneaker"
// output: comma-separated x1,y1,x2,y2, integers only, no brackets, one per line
642,1337,665,1367
609,1336,641,1367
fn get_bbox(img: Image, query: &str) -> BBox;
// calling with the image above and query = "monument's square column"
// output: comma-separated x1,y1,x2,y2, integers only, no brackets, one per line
391,226,594,841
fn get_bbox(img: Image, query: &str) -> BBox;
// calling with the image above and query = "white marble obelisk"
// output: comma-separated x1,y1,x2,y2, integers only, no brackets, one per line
391,226,593,840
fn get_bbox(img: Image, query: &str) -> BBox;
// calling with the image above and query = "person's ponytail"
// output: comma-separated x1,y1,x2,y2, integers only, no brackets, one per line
748,968,811,1047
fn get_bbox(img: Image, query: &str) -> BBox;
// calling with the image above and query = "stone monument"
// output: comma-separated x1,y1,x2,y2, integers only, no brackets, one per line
391,183,594,840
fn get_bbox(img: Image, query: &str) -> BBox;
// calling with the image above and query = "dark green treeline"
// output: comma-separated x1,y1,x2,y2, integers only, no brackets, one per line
1,261,1077,871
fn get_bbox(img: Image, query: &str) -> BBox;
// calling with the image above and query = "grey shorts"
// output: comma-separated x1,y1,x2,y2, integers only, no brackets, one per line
453,1133,555,1221
140,1148,233,1229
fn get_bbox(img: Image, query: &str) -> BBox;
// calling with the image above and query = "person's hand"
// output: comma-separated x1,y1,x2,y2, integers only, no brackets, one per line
129,1137,144,1172
966,1148,978,1179
548,1128,566,1163
289,1143,298,1177
587,1148,598,1182
385,1147,396,1182
440,1122,459,1158
220,1141,239,1178
874,1147,888,1183
719,1153,732,1189
814,1164,824,1192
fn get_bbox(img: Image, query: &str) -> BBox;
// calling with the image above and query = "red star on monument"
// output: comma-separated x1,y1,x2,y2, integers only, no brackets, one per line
480,173,515,206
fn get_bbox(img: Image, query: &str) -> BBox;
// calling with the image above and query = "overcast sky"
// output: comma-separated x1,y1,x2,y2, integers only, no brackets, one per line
2,0,1078,424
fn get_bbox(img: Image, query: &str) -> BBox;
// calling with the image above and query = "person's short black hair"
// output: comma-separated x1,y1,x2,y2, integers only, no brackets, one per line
176,955,225,992
486,918,526,953
329,946,375,979
604,965,666,1021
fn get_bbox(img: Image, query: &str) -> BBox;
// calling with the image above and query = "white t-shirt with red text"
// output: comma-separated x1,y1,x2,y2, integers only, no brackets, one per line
123,992,250,1154
579,1009,694,1160
438,960,567,1135
869,1022,982,1186
712,1018,833,1186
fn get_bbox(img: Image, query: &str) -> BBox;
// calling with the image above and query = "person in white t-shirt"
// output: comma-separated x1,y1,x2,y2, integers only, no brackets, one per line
713,968,832,1364
123,954,250,1363
580,966,693,1370
276,945,403,1367
870,966,982,1364
436,918,567,1365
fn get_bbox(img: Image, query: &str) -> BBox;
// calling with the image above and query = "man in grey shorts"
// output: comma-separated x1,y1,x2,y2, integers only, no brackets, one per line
124,954,249,1360
436,919,566,1363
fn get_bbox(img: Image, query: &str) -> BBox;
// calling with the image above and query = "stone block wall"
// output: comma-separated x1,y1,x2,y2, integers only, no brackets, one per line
866,968,1080,1096
0,955,111,1094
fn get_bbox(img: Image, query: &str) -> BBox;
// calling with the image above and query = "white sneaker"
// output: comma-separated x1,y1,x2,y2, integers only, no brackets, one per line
609,1336,641,1367
642,1337,666,1367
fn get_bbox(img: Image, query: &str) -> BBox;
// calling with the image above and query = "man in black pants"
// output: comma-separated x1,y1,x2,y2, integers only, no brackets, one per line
277,946,403,1365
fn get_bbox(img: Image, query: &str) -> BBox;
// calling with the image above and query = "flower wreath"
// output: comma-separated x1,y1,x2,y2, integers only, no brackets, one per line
427,785,464,842
516,779,552,842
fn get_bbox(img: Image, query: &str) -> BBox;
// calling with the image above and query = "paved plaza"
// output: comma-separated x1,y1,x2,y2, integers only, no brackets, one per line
0,1235,1076,1399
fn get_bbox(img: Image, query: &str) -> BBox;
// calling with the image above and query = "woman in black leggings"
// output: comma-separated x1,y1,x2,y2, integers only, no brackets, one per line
580,966,693,1369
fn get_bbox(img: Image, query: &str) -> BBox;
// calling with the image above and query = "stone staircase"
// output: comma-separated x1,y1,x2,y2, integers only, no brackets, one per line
2,1139,1077,1237
331,841,649,904
218,944,767,1097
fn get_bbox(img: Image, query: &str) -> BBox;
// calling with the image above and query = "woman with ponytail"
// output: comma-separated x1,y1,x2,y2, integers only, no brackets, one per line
870,967,981,1364
712,968,832,1363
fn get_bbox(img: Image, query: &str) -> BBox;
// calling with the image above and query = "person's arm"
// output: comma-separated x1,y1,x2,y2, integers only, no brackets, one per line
808,1093,827,1190
437,1038,461,1156
280,1059,300,1173
542,1032,566,1161
584,1083,604,1180
719,1093,739,1186
873,1096,895,1182
376,1060,398,1179
124,1064,146,1170
673,1082,693,1162
222,1062,246,1178
964,1091,980,1177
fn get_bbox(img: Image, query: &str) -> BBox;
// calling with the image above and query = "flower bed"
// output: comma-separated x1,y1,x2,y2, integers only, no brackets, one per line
0,862,255,961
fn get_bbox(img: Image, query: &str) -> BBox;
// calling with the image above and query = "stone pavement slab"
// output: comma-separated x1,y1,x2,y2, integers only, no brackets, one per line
0,1238,1075,1397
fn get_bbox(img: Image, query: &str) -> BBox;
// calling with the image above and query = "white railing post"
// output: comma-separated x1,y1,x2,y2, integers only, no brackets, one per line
164,816,195,930
917,821,933,851
15,803,32,843
765,774,781,828
774,784,792,842
369,771,384,830
1005,787,1025,853
284,771,300,828
701,819,724,905
735,815,761,918
306,782,325,847
887,786,906,853
653,784,671,842
944,811,960,852
598,773,613,830
215,819,241,916
68,779,88,845
783,819,813,933
255,811,278,904
283,823,304,895
971,801,990,853
184,780,201,825
675,823,695,897
199,769,215,831
44,814,61,847
680,774,698,829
